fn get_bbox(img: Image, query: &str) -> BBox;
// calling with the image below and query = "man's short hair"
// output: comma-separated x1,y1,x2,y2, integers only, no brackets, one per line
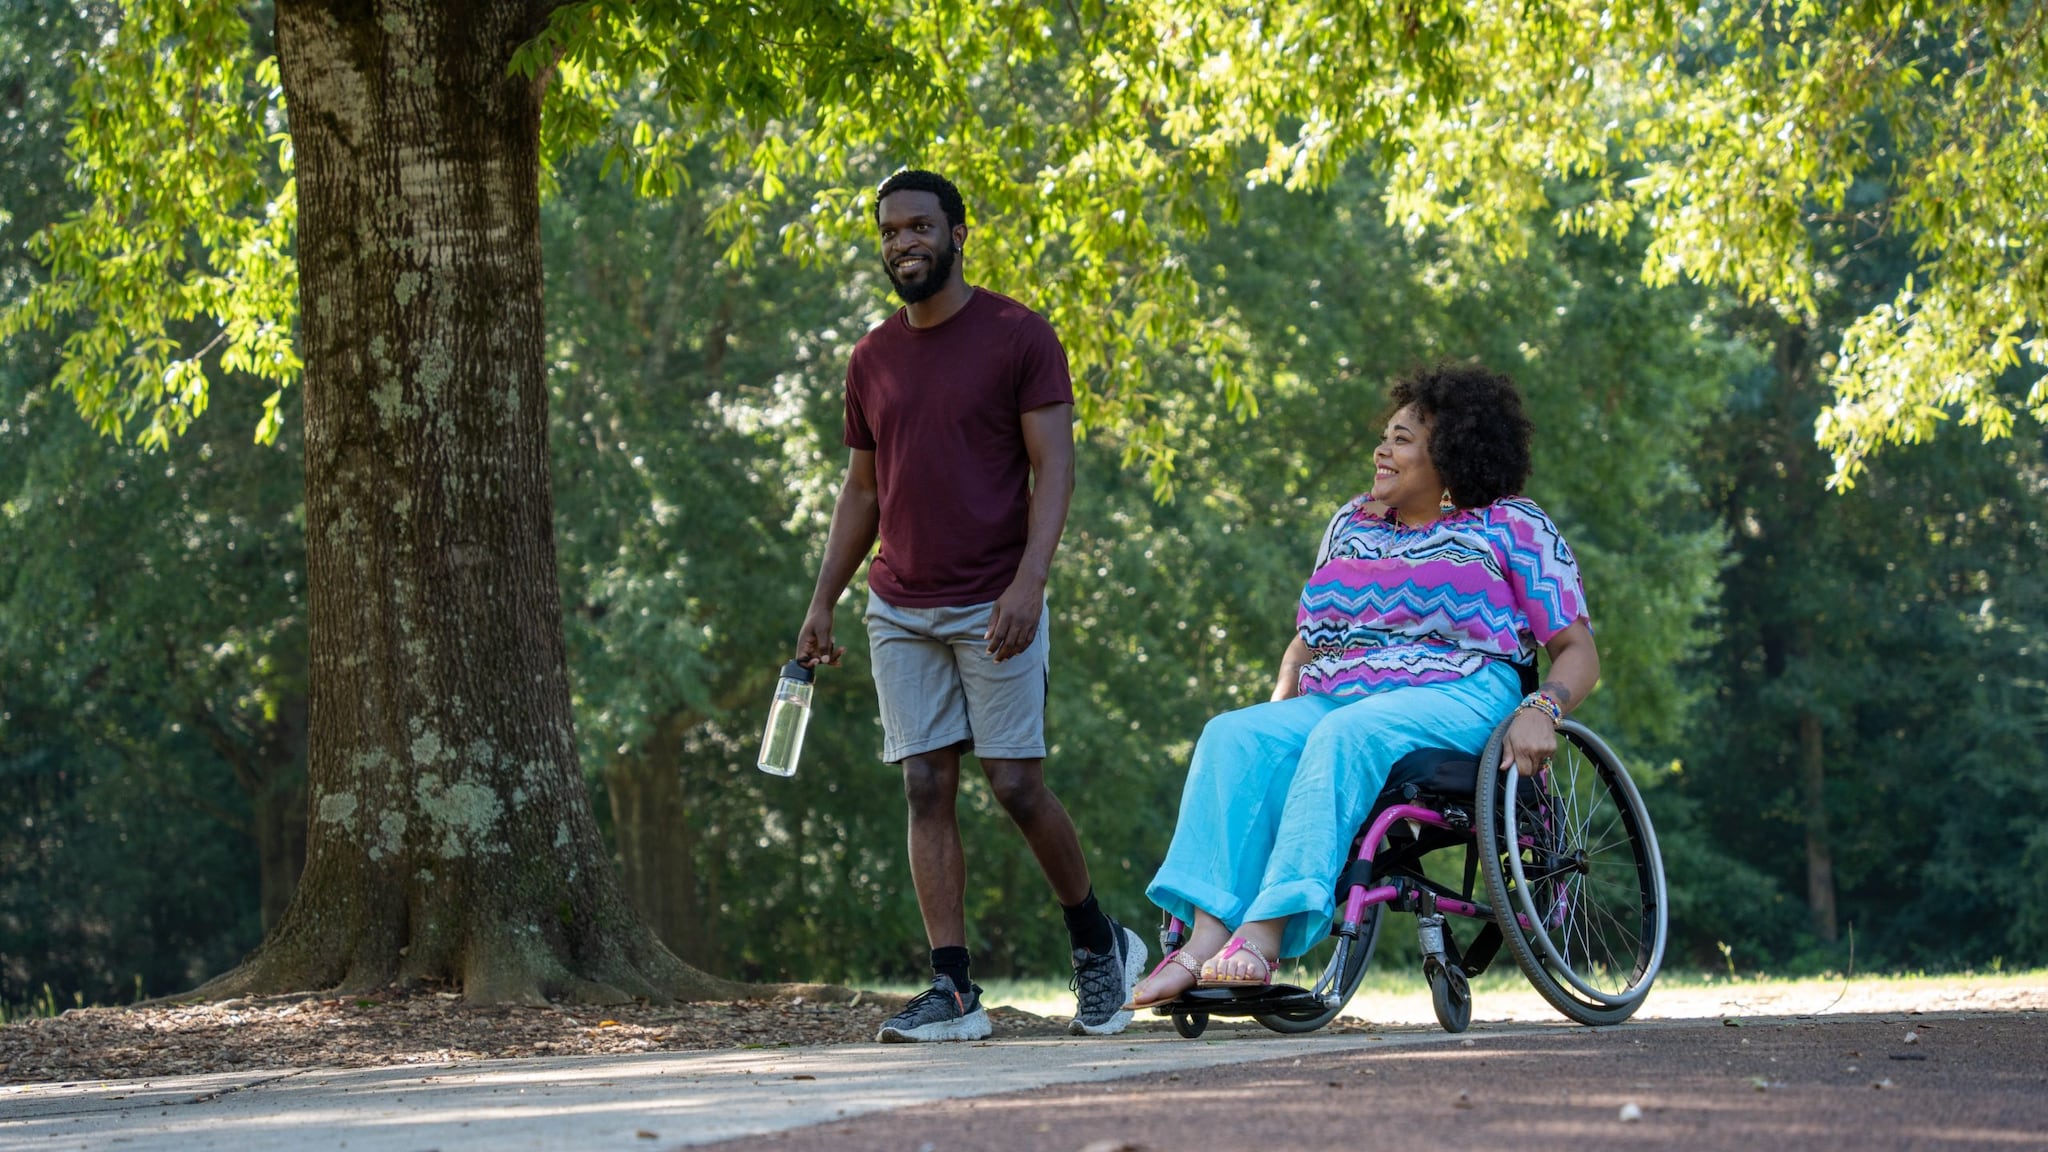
875,169,967,234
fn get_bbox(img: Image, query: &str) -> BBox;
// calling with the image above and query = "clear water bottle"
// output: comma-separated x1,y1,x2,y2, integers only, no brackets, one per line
757,659,815,777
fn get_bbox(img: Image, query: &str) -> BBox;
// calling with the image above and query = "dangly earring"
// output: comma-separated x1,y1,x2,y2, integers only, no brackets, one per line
1438,488,1456,515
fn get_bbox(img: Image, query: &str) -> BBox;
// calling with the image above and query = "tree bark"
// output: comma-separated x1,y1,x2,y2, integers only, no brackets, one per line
195,0,798,1005
1797,708,1839,942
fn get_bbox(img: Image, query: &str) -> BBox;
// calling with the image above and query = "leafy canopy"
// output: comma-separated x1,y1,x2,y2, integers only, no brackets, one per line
1358,1,2047,486
1,0,1470,495
0,0,296,449
7,0,2040,490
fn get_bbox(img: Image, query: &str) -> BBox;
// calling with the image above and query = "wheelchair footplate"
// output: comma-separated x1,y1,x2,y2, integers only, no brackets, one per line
1145,981,1340,1038
1151,981,1326,1018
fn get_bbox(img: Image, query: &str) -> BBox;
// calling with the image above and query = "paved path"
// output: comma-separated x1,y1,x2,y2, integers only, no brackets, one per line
3,1011,2042,1151
0,1025,1469,1151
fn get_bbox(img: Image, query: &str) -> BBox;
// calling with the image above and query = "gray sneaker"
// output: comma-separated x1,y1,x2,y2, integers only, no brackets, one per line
876,975,992,1043
1068,917,1148,1036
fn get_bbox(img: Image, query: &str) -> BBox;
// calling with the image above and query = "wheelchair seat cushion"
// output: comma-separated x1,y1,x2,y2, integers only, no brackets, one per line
1382,746,1482,800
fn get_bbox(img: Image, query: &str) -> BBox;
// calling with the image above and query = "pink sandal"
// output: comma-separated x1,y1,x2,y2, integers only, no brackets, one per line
1123,949,1203,1010
1199,937,1278,988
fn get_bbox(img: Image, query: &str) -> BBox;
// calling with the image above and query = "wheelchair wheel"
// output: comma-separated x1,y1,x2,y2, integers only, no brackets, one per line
1475,717,1667,1026
1426,959,1472,1034
1252,901,1383,1034
1172,1011,1208,1039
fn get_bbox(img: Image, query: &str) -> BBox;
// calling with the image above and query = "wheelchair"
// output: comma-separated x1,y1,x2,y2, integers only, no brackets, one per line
1148,702,1668,1037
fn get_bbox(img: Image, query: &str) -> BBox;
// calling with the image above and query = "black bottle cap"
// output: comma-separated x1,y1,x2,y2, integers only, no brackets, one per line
781,659,816,684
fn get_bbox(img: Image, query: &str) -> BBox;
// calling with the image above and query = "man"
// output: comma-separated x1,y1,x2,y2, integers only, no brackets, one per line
795,169,1146,1042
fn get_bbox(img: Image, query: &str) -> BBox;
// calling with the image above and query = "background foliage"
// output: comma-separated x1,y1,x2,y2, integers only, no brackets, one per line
3,1,2046,1008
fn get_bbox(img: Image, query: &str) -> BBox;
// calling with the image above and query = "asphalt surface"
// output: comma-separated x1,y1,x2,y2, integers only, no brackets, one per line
718,1011,2048,1152
2,1010,2041,1151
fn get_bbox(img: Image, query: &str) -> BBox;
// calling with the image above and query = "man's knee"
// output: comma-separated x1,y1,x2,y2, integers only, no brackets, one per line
902,753,961,818
981,758,1049,821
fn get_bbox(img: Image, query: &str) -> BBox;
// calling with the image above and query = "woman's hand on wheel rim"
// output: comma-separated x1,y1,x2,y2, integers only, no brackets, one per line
1500,709,1558,776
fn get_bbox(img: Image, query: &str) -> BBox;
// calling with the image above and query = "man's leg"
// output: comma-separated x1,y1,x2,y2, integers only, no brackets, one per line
940,596,1143,1034
982,755,1147,1034
947,597,1087,904
904,746,969,949
866,597,989,1042
980,757,1089,905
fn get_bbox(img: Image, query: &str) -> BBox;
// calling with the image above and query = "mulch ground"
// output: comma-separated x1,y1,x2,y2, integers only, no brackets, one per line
0,987,1069,1084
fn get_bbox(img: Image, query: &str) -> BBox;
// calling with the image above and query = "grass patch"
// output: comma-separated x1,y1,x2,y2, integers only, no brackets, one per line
875,965,2048,1022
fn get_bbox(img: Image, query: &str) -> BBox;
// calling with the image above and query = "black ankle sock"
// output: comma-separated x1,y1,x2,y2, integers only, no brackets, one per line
1062,889,1115,955
930,946,971,994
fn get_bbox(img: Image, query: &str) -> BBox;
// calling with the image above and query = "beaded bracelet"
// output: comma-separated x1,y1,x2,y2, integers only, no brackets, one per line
1518,691,1562,726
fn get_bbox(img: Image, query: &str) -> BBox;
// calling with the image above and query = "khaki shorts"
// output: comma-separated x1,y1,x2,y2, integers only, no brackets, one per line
863,593,1049,763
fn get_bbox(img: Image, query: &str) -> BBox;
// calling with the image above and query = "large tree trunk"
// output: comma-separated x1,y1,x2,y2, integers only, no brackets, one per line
197,0,761,1005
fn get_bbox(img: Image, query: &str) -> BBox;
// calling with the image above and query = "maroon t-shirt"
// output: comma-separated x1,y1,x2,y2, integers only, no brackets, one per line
842,287,1074,607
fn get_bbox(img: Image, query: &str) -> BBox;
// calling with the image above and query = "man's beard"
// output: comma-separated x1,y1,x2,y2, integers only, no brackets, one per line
886,241,959,305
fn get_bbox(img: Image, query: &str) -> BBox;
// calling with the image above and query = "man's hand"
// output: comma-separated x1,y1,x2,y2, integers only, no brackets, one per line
1498,707,1558,776
984,577,1045,662
796,603,844,668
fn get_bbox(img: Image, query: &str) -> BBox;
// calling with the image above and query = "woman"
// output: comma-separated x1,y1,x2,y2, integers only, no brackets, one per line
1126,361,1599,1006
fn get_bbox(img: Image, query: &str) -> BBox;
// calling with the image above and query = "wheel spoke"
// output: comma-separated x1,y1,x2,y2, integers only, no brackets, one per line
1491,730,1663,1009
1583,886,1642,961
1550,871,1637,995
1580,830,1633,858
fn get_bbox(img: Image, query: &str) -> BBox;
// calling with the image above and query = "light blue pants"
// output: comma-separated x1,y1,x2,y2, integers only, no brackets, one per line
1145,663,1521,958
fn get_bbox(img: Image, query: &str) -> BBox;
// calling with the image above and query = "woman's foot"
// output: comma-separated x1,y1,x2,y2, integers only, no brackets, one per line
1199,931,1280,987
1124,913,1233,1010
1122,949,1202,1010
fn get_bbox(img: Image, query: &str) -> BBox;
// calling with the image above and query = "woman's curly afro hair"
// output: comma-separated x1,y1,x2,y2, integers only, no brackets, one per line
1387,361,1533,509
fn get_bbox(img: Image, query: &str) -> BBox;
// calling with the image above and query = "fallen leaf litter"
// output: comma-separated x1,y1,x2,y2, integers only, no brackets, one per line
0,988,1063,1084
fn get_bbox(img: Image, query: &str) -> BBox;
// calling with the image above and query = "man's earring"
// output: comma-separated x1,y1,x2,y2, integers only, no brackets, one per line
1438,488,1456,515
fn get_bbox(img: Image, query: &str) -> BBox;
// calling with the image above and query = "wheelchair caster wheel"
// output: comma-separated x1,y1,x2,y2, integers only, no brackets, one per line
1427,960,1472,1034
1172,1011,1208,1039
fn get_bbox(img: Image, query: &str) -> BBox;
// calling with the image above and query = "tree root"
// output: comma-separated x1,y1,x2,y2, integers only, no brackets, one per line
171,904,892,1010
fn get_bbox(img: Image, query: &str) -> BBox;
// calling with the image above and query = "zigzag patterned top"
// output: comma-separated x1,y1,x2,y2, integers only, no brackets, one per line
1295,495,1588,697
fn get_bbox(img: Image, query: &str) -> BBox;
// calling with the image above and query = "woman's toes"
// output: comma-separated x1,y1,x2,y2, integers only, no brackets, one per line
1126,958,1199,1008
1198,939,1274,983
